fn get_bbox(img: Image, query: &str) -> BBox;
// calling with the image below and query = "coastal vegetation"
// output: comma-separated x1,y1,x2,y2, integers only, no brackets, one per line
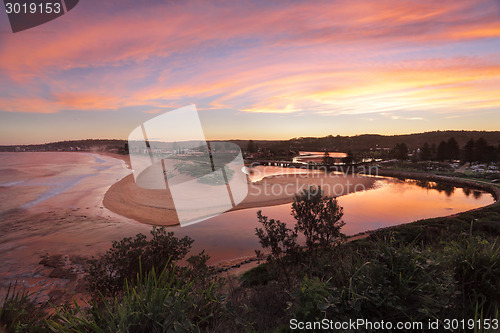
2,131,499,162
1,183,499,332
233,187,500,331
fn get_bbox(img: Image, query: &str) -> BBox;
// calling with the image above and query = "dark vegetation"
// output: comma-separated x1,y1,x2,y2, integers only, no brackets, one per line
388,136,499,163
240,132,500,163
86,227,196,298
0,139,129,153
3,130,499,159
243,130,499,153
1,187,499,332
0,286,46,332
257,130,499,156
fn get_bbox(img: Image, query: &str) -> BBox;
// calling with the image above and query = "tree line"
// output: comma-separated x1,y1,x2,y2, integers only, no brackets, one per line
390,137,499,163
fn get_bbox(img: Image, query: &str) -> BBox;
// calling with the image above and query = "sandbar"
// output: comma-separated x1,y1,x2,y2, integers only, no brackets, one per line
103,166,379,226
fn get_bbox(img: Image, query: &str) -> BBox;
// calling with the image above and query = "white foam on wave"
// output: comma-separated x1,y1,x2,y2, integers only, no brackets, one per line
21,174,94,209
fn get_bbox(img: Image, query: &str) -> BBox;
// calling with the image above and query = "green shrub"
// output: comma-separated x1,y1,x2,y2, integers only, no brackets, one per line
292,277,333,322
446,237,500,317
255,210,298,285
288,242,453,325
0,284,47,333
48,263,222,333
239,264,272,287
292,186,345,253
86,227,193,298
255,211,298,262
255,187,347,284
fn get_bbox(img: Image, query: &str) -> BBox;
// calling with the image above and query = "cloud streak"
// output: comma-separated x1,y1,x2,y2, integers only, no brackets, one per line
0,0,499,139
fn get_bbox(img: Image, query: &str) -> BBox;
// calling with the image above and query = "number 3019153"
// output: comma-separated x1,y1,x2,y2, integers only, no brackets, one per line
5,2,62,14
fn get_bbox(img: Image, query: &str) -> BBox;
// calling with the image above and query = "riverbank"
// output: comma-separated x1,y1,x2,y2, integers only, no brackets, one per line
1,152,496,306
217,167,500,275
103,168,379,226
369,168,500,201
4,171,499,332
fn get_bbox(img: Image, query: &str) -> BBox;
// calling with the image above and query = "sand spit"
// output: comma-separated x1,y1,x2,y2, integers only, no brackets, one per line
103,170,379,226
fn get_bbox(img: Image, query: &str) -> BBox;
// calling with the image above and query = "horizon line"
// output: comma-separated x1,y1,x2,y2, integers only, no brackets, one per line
2,129,500,146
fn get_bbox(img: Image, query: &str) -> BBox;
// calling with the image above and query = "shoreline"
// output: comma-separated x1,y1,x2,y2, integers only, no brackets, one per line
102,166,380,226
100,151,500,227
369,169,500,201
96,152,499,274
1,152,497,304
219,170,500,275
81,153,500,266
90,151,500,231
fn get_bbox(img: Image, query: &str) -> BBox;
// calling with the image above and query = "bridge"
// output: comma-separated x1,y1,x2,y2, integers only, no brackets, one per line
245,160,377,174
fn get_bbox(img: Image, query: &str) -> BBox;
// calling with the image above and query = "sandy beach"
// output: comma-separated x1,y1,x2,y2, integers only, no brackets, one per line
0,152,495,306
0,152,153,304
103,168,379,226
0,152,377,304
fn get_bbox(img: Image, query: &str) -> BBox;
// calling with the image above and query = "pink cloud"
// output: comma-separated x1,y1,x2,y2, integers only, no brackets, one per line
1,0,499,117
1,1,498,74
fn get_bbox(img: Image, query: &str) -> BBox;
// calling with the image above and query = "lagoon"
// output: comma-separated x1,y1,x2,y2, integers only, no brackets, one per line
0,152,495,268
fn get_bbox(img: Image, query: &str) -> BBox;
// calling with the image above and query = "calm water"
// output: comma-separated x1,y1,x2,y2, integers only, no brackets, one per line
0,152,495,264
174,177,494,262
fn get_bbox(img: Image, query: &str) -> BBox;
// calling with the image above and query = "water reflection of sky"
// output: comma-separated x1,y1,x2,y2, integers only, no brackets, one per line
174,177,494,263
0,152,495,265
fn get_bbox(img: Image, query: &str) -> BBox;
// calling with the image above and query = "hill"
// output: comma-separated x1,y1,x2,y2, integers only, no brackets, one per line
238,130,500,152
1,131,499,153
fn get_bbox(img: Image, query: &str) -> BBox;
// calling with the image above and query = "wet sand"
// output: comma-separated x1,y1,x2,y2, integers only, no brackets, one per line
0,152,153,304
103,168,378,226
0,152,375,304
0,152,495,305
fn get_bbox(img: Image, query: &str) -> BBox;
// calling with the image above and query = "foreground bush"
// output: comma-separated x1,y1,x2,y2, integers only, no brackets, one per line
247,198,500,331
2,194,499,332
303,242,452,322
241,235,499,331
47,263,223,333
87,227,194,298
447,237,500,317
255,186,346,285
0,285,46,333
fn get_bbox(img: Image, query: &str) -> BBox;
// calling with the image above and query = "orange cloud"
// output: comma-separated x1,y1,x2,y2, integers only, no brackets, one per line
1,1,498,73
0,97,59,114
53,93,123,110
0,0,499,120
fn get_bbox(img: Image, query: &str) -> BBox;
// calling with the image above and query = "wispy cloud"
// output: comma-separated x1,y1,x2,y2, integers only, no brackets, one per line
0,0,499,140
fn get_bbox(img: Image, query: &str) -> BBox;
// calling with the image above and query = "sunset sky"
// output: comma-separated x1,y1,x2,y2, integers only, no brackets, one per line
1,0,499,144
